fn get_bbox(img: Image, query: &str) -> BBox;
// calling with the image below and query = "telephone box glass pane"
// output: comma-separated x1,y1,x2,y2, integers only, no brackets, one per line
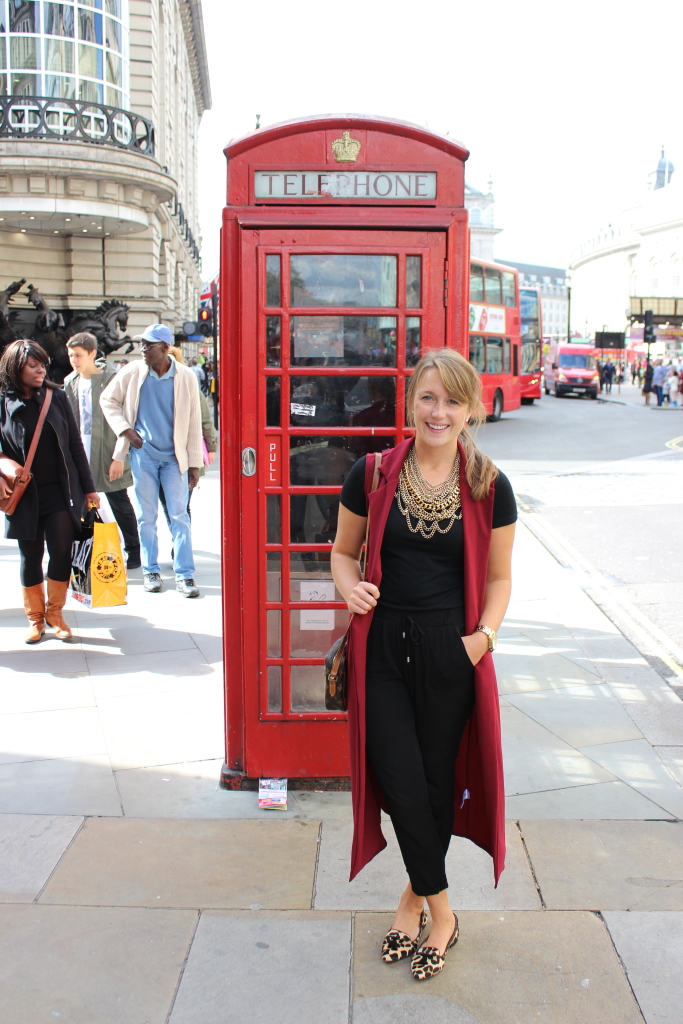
290,609,349,657
290,316,397,367
289,376,396,428
266,495,280,543
502,271,516,307
290,666,327,713
266,552,281,601
503,338,511,373
290,255,397,307
406,256,421,307
266,316,281,367
406,317,421,366
266,254,281,307
487,336,503,374
290,436,394,486
266,377,281,426
470,264,484,302
469,335,485,373
267,666,282,713
484,267,502,305
290,492,340,545
290,553,342,601
267,610,281,657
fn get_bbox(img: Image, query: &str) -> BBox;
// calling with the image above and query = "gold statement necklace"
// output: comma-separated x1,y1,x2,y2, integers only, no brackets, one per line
396,446,462,539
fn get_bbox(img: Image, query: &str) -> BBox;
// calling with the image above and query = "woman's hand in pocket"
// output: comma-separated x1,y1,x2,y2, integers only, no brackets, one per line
347,581,380,615
461,631,489,666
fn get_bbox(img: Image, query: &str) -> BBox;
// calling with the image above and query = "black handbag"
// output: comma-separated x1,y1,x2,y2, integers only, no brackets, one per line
325,452,381,712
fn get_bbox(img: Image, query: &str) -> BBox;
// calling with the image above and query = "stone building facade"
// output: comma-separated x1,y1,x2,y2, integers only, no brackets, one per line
465,181,501,261
0,0,210,339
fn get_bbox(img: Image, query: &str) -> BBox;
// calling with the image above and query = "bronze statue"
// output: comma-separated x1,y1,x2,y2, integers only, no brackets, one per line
0,282,133,383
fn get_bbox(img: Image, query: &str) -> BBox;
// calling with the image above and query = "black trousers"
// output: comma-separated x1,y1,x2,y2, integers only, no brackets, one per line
365,606,475,897
18,510,75,587
105,488,140,555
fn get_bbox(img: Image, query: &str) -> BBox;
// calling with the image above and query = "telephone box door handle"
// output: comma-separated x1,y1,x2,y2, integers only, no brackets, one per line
241,447,256,476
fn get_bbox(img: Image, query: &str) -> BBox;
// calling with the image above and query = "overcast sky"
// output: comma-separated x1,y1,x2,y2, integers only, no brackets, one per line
197,0,683,279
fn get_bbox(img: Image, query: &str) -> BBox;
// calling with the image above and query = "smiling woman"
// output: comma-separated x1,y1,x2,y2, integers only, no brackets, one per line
331,348,517,981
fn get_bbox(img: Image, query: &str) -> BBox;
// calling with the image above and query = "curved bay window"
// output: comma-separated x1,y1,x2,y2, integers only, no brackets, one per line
0,0,129,107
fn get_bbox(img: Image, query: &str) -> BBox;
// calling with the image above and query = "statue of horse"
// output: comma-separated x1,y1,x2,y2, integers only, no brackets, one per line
62,299,132,357
0,279,26,353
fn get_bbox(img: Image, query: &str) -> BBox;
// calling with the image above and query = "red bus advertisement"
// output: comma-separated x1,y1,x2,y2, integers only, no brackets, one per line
519,286,542,402
468,258,522,420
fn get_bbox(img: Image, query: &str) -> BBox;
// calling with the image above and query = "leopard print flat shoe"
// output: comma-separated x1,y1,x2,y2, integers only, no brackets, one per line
411,913,459,981
381,910,428,963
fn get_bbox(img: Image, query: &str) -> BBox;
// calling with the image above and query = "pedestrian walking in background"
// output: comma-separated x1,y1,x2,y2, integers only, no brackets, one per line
0,340,99,643
642,360,654,404
331,349,516,981
652,358,667,406
159,347,217,536
631,361,638,384
603,360,614,394
64,332,141,569
100,324,203,598
189,357,205,391
668,369,679,407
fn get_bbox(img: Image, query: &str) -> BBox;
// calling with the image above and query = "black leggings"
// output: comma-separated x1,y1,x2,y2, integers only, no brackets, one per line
18,510,75,587
365,606,475,897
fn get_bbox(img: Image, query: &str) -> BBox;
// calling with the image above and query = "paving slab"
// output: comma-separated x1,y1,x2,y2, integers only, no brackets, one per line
40,817,320,909
0,647,88,677
505,780,671,820
0,672,95,715
169,911,351,1024
495,650,603,695
501,705,615,795
0,755,121,816
605,673,683,747
96,684,224,769
603,911,683,1024
80,625,198,659
0,707,108,765
0,813,82,902
0,903,196,1024
314,820,539,911
87,648,217,696
352,911,642,1024
521,820,683,910
117,760,299,818
580,738,683,818
654,745,683,786
352,993,479,1023
293,790,355,820
506,682,643,747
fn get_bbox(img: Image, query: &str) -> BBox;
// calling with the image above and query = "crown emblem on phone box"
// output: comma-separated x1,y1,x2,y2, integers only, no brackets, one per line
331,131,361,163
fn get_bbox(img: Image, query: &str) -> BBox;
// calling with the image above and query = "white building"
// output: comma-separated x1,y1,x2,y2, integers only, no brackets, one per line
569,150,683,357
0,0,210,339
465,181,501,261
497,260,569,342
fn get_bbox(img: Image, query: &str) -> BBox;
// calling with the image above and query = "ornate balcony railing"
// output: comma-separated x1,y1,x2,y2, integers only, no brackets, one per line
168,197,201,264
0,96,155,157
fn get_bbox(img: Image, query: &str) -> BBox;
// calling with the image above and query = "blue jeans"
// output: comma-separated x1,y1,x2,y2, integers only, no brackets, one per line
129,446,195,580
654,384,664,406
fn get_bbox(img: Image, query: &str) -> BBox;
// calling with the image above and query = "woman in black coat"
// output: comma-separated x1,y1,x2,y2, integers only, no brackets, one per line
0,340,98,642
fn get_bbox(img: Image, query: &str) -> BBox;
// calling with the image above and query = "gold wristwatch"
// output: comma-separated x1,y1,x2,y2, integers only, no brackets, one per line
476,625,498,652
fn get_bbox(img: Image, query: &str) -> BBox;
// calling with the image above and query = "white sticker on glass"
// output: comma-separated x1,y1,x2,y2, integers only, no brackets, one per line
300,581,335,602
300,609,335,631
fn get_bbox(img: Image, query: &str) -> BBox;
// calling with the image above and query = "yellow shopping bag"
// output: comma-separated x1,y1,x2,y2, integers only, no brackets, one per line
91,520,127,607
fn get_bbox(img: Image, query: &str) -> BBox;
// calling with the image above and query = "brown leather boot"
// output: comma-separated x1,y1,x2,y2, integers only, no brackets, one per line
46,578,72,640
22,583,46,644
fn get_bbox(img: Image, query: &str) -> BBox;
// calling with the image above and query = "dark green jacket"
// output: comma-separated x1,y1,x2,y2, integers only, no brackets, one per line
64,367,133,493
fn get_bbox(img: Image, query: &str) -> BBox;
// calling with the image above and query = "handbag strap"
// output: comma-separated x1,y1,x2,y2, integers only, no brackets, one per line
360,450,382,582
21,387,52,478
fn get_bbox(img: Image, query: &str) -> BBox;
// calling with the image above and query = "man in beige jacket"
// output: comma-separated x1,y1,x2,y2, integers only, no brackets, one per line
100,324,203,597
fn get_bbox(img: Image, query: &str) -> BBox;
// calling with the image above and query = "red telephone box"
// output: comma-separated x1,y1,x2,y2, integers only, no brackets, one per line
220,115,470,786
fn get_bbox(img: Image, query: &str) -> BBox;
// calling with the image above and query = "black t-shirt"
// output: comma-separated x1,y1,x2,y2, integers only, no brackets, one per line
340,455,517,612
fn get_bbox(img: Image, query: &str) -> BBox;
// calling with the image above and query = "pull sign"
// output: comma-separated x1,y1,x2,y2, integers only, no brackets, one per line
241,447,256,477
266,436,281,486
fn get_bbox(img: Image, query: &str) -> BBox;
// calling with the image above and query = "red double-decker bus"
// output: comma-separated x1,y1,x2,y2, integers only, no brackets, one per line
468,258,522,420
519,285,543,403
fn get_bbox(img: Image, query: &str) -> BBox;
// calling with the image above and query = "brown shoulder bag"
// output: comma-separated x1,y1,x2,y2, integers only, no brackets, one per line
0,388,53,516
324,451,382,712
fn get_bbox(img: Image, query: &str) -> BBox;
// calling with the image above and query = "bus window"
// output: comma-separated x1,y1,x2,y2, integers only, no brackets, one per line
522,340,540,374
487,336,503,374
470,264,484,302
469,335,485,372
502,271,516,307
484,267,502,305
503,338,511,373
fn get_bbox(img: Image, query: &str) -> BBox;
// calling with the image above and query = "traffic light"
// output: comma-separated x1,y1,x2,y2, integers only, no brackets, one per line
198,306,213,337
644,309,655,346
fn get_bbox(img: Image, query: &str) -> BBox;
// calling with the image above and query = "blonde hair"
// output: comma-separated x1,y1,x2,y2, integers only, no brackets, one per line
406,348,498,501
168,346,185,364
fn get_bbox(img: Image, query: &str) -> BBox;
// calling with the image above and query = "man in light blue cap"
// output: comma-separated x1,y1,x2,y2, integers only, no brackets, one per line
100,324,203,597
